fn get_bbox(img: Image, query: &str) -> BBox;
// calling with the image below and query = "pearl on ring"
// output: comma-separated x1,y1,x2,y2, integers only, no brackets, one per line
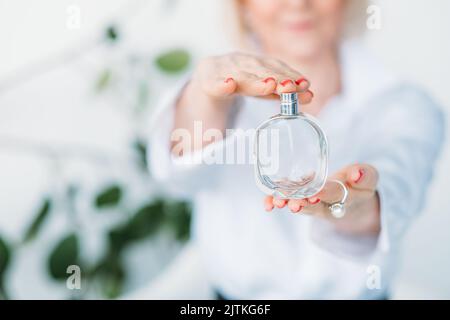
327,180,348,219
329,202,346,218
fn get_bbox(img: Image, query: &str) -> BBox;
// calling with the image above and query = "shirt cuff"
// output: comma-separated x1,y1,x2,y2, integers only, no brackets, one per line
147,77,241,191
310,218,379,262
310,163,394,262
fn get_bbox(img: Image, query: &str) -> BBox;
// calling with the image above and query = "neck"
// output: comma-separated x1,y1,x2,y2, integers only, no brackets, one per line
272,46,342,115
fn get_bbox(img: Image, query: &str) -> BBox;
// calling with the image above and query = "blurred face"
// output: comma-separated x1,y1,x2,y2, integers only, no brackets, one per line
241,0,346,59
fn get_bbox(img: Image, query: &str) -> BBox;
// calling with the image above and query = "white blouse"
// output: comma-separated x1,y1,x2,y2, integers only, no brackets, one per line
148,42,444,299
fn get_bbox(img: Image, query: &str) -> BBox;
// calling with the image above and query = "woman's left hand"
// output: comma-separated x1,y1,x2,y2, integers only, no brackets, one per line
264,164,381,236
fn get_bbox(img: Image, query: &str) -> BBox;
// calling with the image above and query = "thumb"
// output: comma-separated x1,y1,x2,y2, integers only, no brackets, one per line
345,164,379,191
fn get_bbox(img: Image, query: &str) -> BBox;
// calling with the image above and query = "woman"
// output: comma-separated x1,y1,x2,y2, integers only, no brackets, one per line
149,0,444,299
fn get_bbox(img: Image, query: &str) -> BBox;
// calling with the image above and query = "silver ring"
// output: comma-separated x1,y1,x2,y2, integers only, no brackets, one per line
328,179,348,219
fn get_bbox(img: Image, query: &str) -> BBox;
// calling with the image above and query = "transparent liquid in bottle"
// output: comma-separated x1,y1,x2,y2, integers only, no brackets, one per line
254,93,328,199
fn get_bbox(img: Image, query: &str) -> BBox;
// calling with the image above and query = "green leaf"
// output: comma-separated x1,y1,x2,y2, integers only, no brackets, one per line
133,139,148,170
107,228,128,253
165,201,192,241
23,198,52,243
107,200,165,251
95,185,122,209
126,200,165,240
0,235,12,299
101,268,124,299
105,25,119,42
94,254,125,299
155,49,190,73
48,233,80,280
0,235,11,280
95,69,112,92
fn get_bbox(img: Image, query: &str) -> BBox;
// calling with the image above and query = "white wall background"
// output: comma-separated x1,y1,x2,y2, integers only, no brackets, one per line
0,0,449,299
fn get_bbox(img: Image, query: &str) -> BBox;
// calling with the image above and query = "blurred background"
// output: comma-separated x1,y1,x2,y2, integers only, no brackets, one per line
0,0,449,299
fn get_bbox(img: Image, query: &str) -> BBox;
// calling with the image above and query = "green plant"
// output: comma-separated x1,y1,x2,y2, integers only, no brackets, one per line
0,235,11,299
0,23,192,299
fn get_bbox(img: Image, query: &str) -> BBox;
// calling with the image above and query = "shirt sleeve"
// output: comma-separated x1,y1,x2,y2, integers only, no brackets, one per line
147,78,241,198
311,85,445,261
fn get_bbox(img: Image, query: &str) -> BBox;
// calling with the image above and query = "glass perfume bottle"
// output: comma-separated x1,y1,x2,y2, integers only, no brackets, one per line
254,92,328,199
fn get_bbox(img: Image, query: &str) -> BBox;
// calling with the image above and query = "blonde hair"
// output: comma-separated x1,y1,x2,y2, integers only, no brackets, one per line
224,0,369,50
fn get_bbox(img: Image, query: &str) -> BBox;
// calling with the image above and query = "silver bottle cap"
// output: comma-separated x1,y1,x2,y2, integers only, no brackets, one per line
280,92,299,116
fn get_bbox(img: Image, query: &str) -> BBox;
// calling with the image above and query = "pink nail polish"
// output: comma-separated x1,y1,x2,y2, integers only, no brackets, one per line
263,77,276,83
280,79,293,86
275,201,285,208
354,169,364,183
295,78,307,86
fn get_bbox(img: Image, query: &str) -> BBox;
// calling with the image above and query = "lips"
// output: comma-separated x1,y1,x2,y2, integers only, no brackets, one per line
285,20,314,32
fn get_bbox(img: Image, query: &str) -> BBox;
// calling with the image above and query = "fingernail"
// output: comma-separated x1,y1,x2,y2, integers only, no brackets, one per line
295,78,308,86
353,169,365,183
309,198,320,204
308,90,314,98
280,79,294,86
290,203,300,212
275,200,285,208
276,201,284,209
263,77,276,83
224,77,234,83
265,203,274,212
294,206,304,214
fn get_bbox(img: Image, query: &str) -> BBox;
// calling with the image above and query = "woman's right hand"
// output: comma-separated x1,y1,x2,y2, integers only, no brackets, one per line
188,52,313,105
